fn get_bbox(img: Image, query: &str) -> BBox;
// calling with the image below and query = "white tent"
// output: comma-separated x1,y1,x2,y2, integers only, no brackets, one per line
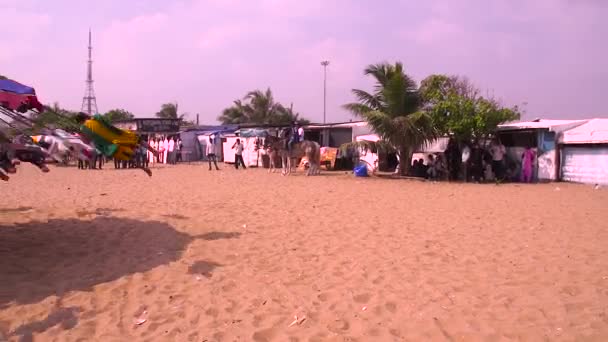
559,119,608,185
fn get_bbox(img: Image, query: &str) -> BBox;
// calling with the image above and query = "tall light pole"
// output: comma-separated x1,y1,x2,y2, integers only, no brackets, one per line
321,60,329,124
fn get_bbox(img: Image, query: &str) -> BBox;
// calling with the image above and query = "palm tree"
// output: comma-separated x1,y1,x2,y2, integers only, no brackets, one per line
343,62,436,176
218,88,311,125
276,103,310,125
243,88,285,124
218,100,249,124
156,102,186,120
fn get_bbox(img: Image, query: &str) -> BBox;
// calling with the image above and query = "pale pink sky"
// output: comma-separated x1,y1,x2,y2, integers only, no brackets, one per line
1,0,607,123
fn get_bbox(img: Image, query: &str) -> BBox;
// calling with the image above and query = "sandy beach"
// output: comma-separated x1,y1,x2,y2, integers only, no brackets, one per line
1,163,607,341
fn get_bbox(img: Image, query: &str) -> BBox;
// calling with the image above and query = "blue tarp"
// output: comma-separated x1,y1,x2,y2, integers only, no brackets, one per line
238,128,269,137
0,79,36,95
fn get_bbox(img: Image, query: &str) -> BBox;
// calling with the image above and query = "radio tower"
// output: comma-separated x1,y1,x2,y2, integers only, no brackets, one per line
81,28,98,115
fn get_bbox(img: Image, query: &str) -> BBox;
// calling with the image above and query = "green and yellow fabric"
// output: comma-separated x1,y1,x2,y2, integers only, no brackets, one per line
80,114,139,160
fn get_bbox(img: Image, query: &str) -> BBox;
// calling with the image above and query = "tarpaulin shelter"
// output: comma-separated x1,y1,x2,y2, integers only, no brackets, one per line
0,79,44,112
235,128,269,138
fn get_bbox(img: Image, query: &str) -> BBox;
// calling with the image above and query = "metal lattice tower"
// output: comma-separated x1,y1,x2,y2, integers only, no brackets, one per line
81,28,98,115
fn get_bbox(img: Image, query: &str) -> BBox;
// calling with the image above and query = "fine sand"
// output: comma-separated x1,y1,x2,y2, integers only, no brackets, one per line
1,163,608,341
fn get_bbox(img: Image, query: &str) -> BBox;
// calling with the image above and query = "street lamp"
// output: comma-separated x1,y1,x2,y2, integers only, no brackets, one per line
321,60,329,124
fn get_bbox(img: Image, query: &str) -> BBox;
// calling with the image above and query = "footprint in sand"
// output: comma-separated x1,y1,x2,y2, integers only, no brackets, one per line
317,292,331,302
353,293,371,304
385,301,398,313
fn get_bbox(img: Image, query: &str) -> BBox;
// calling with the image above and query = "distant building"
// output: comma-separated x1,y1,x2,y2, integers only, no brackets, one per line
113,118,182,135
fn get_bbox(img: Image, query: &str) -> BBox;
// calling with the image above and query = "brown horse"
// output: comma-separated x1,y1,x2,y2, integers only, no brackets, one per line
266,133,321,176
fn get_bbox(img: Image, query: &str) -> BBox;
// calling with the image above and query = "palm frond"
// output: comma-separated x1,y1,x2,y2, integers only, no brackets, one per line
342,103,373,117
340,139,395,155
351,89,384,111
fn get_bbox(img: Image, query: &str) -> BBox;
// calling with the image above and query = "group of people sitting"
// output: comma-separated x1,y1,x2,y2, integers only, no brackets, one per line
410,154,446,180
405,138,535,183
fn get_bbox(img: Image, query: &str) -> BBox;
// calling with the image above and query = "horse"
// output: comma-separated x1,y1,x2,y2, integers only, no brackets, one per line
268,131,321,176
262,135,284,173
284,140,321,176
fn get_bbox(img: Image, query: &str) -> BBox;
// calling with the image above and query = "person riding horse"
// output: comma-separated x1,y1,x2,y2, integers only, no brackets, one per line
285,121,304,153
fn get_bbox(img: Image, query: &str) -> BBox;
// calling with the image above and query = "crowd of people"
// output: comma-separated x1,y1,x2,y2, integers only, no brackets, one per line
74,135,184,171
405,138,536,183
147,136,182,165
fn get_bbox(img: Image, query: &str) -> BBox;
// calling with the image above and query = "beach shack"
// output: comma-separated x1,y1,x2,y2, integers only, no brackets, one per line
558,118,608,185
179,125,238,162
303,121,372,147
303,121,373,170
353,133,449,172
114,118,181,135
496,119,587,182
222,128,269,167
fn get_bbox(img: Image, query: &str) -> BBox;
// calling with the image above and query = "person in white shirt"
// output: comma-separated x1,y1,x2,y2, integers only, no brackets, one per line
148,137,156,165
168,137,175,164
207,136,220,170
298,126,304,141
231,138,246,169
490,139,507,181
156,137,164,164
162,137,169,164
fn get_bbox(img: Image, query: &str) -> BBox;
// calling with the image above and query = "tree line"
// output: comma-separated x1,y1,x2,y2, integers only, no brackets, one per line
4,62,520,176
217,88,310,125
342,62,520,175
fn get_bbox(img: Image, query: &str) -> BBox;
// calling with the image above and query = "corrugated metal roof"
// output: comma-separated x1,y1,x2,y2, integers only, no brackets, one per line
497,119,587,131
560,118,608,144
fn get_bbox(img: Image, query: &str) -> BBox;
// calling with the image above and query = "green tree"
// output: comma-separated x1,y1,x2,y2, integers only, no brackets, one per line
103,108,135,122
218,100,250,124
420,74,520,144
218,88,310,125
276,103,310,125
242,88,285,124
155,102,185,119
343,62,436,176
30,103,79,132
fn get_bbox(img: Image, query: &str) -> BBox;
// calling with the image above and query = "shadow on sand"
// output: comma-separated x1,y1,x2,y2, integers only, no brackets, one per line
0,216,240,308
0,215,243,341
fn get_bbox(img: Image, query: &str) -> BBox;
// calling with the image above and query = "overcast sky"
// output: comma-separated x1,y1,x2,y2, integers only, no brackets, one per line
1,0,607,123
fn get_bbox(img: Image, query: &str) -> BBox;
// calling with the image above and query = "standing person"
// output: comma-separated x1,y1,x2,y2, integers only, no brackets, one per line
156,137,163,164
207,136,220,170
148,136,156,165
520,145,535,183
470,142,485,183
168,136,175,164
446,138,461,181
162,136,169,164
97,149,104,169
232,138,246,169
490,138,507,181
176,138,183,163
427,154,438,180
